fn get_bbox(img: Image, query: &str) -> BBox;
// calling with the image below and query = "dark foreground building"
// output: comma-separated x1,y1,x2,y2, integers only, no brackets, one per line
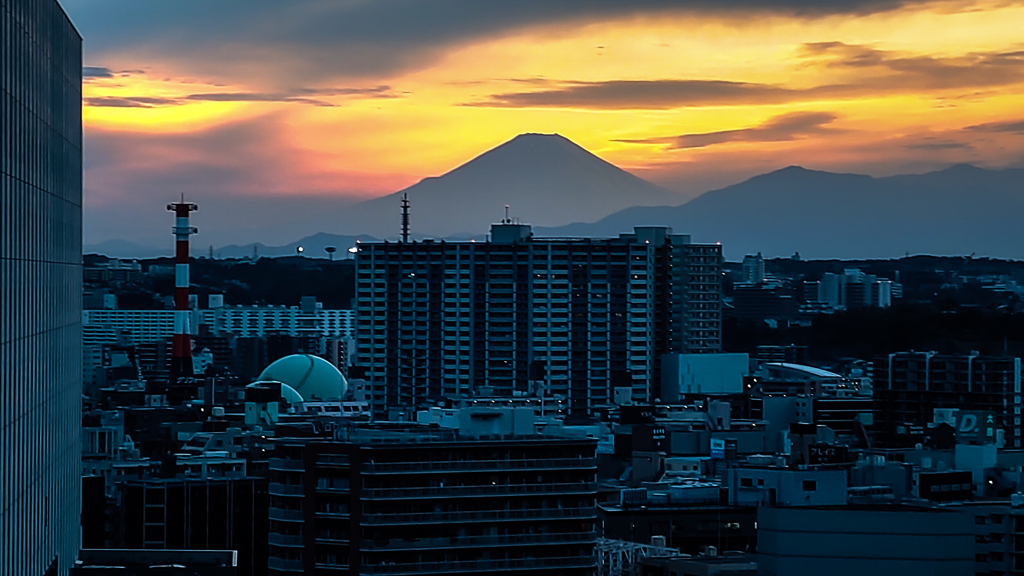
115,477,269,576
756,505,973,576
1,0,83,574
874,352,1021,447
267,425,599,575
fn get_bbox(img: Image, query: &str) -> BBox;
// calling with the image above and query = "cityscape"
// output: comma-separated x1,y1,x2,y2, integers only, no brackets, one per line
6,1,1024,575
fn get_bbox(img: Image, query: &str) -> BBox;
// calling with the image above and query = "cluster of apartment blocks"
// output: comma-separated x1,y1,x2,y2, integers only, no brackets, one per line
84,299,355,342
806,268,901,309
353,224,722,417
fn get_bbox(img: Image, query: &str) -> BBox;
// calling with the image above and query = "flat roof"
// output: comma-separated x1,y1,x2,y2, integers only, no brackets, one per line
766,362,842,379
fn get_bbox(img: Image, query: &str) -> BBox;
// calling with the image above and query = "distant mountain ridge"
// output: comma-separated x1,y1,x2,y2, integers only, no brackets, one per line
84,238,166,259
540,163,1024,260
329,133,680,239
213,232,379,259
85,133,1024,260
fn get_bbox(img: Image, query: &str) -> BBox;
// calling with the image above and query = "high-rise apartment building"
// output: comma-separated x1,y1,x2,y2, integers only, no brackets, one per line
1,0,83,573
267,426,598,575
355,224,721,417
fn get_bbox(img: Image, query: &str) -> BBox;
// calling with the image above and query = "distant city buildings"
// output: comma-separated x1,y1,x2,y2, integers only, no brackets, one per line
83,298,354,341
740,253,766,285
1,1,83,574
83,259,144,285
81,299,355,388
806,268,899,310
354,223,722,418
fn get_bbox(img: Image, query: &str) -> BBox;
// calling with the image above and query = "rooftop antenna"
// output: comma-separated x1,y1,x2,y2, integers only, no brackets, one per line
504,204,510,224
401,193,410,243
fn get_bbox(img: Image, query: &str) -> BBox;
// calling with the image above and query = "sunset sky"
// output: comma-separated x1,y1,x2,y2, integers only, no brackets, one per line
64,0,1024,247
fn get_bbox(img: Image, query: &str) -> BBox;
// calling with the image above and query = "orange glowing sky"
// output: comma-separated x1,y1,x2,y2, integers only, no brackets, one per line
64,0,1024,246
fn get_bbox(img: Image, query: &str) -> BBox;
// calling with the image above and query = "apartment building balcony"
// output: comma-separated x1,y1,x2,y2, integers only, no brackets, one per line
267,557,304,573
268,533,304,547
268,508,305,522
362,457,596,474
269,482,304,496
313,563,349,572
362,530,597,551
359,556,597,574
269,458,305,472
316,511,351,519
362,506,597,526
361,481,597,500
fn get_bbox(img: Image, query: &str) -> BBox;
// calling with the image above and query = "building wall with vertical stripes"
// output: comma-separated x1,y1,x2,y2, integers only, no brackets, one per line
0,0,82,574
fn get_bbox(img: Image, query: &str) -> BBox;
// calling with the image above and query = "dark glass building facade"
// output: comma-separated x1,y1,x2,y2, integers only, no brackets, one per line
1,0,83,574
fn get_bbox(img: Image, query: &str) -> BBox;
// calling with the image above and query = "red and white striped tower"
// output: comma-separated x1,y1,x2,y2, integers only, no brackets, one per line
167,197,198,390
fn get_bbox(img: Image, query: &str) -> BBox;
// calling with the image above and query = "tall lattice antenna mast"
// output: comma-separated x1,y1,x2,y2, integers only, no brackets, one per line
401,193,410,242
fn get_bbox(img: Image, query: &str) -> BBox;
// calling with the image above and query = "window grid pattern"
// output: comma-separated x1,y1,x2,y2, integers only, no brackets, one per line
1,0,83,574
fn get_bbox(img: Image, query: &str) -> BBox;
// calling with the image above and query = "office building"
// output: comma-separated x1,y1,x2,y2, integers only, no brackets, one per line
739,253,765,285
661,353,749,401
953,500,1024,575
726,466,847,507
267,425,598,575
354,224,722,417
730,284,796,323
1,0,83,573
116,476,269,576
72,550,237,576
600,487,756,555
756,506,974,576
874,352,1022,447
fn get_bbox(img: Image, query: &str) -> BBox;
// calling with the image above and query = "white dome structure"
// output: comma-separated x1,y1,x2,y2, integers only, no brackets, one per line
257,354,347,400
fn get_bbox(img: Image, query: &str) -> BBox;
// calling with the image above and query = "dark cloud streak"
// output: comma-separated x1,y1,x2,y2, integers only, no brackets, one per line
63,0,963,84
470,44,1024,109
966,119,1024,134
473,80,821,109
83,86,399,108
902,139,973,150
617,111,840,149
83,66,114,78
84,96,180,108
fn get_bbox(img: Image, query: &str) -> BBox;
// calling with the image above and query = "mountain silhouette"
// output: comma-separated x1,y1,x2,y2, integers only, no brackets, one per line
540,164,1024,259
332,133,679,239
88,134,1024,261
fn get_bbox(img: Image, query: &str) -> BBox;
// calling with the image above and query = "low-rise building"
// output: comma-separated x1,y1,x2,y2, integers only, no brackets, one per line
756,505,974,576
267,423,598,575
